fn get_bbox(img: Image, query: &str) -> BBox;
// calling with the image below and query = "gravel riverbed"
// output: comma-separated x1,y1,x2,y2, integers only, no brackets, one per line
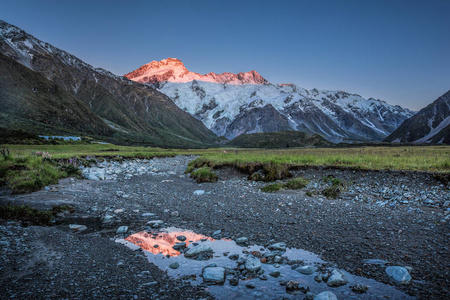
1,156,449,299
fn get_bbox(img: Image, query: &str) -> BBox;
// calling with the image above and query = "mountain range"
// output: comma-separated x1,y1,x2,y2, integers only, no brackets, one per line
0,20,217,147
1,20,448,146
125,58,415,143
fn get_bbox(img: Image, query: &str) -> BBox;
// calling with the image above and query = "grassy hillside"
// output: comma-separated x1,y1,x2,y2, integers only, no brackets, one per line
227,131,333,148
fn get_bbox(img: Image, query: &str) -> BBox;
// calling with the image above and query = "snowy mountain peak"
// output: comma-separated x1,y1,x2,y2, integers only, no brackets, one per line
124,58,269,85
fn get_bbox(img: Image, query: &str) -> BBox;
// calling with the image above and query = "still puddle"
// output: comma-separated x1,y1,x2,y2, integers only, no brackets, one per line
117,227,413,299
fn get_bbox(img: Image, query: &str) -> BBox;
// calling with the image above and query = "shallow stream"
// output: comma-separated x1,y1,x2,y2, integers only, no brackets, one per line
117,227,413,299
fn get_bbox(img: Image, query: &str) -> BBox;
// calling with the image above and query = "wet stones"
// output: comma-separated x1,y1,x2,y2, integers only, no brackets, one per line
69,224,87,232
285,280,309,293
147,220,164,228
351,284,369,293
295,265,316,275
184,245,213,260
176,235,186,242
269,270,281,277
385,266,412,284
169,262,179,269
314,291,338,300
235,237,249,246
202,266,225,284
245,257,262,272
228,254,239,260
116,226,128,234
326,269,349,287
172,242,186,251
268,242,286,251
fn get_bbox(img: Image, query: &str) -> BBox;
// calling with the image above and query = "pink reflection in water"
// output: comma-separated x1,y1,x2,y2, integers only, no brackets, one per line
125,230,214,257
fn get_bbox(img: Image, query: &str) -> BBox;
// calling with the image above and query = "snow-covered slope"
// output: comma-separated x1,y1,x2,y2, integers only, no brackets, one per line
385,90,450,144
125,59,415,142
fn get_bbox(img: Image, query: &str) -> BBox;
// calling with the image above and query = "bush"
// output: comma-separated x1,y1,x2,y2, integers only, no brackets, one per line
285,177,309,189
190,167,218,183
322,187,340,199
261,183,284,192
323,175,342,186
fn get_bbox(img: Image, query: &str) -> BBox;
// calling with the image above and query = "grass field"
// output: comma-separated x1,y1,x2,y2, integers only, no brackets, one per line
187,146,450,174
0,144,449,194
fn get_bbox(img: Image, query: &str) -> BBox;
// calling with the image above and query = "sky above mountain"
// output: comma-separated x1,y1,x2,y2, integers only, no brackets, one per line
1,0,449,110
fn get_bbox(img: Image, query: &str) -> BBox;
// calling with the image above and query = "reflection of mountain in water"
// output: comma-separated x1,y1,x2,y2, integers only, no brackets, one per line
126,230,214,257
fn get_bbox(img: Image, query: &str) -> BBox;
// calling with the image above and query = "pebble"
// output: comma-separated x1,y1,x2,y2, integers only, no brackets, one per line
314,291,338,300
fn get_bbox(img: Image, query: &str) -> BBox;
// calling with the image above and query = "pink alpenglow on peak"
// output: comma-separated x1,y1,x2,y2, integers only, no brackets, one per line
124,58,269,85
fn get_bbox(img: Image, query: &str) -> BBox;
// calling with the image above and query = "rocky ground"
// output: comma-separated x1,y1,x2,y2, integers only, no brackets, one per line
0,156,449,299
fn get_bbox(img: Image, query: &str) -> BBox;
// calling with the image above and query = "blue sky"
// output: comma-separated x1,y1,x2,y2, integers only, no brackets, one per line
1,0,449,110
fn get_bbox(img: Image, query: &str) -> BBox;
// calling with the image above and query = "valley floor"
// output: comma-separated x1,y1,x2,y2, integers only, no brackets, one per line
0,156,449,299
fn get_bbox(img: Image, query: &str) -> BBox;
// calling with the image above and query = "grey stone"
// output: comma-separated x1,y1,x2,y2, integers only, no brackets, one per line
116,226,128,234
295,265,316,275
172,242,186,251
245,257,262,272
268,242,286,251
351,284,369,293
326,269,349,287
269,270,280,277
169,262,179,269
185,245,213,258
235,237,249,245
193,190,205,195
385,266,412,284
202,267,225,284
314,291,338,300
147,220,164,228
306,292,316,300
176,235,187,241
69,224,87,231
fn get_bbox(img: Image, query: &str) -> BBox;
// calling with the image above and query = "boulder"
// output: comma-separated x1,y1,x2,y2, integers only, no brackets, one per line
202,267,225,284
385,266,412,284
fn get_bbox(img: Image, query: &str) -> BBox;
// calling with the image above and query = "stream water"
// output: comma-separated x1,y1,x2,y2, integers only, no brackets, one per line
116,227,413,299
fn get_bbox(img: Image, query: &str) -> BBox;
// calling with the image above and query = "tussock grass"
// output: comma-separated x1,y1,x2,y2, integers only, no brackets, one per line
285,177,309,189
261,177,309,193
190,167,218,183
0,204,53,226
186,146,450,175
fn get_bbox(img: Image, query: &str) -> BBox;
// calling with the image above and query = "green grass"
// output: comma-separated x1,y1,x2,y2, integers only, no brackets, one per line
323,175,343,187
261,177,309,193
186,146,450,176
190,167,218,183
285,177,309,189
1,144,448,194
0,204,53,226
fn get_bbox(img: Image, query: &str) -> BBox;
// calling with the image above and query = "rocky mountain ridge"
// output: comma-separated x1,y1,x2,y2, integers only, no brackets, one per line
384,90,450,144
125,58,268,85
125,59,415,142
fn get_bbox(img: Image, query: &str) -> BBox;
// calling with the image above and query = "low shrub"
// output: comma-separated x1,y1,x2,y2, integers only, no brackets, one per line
285,177,309,189
261,182,284,192
190,167,218,183
322,187,340,199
